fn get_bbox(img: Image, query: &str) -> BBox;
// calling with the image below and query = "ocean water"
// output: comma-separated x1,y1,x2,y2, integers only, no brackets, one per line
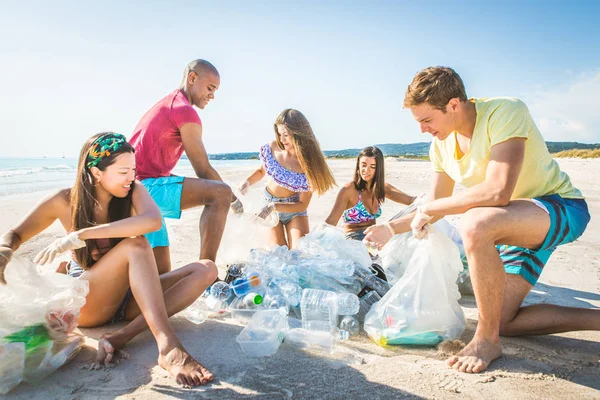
0,157,260,197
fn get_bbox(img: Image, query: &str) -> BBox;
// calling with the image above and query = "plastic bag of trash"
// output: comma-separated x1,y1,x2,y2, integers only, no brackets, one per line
380,218,467,286
0,257,88,394
364,226,466,347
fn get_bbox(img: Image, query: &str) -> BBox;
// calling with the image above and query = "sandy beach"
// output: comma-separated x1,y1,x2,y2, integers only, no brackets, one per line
2,158,599,399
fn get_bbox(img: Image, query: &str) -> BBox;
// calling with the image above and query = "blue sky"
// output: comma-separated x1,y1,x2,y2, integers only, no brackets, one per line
1,0,599,157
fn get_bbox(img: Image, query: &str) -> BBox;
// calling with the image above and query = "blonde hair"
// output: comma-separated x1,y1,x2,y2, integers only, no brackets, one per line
274,109,336,195
404,66,467,111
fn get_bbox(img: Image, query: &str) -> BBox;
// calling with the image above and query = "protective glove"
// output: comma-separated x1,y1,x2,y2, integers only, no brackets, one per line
34,232,86,265
0,246,13,285
410,207,434,239
362,223,395,250
230,198,244,214
257,202,276,219
238,180,250,196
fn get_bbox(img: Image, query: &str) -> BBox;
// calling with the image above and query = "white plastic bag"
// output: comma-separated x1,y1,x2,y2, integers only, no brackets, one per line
364,226,466,346
380,218,469,287
0,257,88,394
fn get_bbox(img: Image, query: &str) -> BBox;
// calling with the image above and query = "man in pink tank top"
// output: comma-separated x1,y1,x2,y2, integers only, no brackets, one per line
130,59,242,273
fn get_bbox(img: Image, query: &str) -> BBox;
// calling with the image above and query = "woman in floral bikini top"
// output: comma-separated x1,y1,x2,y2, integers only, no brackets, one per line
239,109,335,249
326,146,417,242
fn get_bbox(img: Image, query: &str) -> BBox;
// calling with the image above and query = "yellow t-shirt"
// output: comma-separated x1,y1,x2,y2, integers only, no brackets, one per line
429,97,583,199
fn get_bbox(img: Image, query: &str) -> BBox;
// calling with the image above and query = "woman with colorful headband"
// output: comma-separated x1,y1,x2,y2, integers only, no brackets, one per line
0,132,216,387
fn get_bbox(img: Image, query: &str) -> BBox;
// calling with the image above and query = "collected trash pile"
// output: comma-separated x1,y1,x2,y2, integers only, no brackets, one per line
183,221,468,357
0,257,88,394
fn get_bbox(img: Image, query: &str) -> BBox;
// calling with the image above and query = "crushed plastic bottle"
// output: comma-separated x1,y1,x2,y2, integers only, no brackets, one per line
339,315,360,338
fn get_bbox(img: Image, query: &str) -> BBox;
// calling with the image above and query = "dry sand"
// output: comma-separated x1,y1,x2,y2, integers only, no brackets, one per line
2,158,599,399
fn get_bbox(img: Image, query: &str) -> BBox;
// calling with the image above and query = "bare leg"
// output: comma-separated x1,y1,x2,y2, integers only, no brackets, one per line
268,222,288,248
285,216,310,249
103,261,218,346
448,201,550,374
153,246,172,275
500,275,600,336
79,237,215,386
180,177,232,261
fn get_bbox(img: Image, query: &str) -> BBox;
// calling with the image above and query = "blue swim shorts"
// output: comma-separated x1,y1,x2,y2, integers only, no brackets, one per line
497,194,590,286
263,188,307,225
141,176,185,248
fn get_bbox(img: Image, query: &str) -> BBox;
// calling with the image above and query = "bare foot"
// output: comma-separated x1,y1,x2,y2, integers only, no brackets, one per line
446,336,502,373
158,347,214,387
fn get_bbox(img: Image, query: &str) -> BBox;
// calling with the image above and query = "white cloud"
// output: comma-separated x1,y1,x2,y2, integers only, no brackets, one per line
525,71,600,143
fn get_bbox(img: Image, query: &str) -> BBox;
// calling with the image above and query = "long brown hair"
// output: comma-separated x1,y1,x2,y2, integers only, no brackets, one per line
273,109,336,195
71,132,135,269
353,146,385,203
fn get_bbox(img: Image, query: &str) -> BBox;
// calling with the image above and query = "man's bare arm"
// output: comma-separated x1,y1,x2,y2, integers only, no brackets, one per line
421,138,526,217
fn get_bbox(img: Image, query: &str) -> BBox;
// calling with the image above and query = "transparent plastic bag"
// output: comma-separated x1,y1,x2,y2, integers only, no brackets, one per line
364,226,466,347
380,218,469,287
0,257,89,394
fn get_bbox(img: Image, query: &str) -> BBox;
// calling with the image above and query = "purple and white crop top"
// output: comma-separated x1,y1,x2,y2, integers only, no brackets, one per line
259,143,309,192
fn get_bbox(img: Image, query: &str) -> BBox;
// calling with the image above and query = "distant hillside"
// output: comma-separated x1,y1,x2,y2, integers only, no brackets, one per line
186,141,599,160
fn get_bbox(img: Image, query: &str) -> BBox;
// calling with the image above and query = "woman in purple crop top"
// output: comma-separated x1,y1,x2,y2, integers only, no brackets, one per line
239,109,336,249
325,146,417,241
0,133,215,387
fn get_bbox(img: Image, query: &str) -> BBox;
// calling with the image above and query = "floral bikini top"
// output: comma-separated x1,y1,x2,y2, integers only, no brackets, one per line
342,191,382,224
259,143,309,192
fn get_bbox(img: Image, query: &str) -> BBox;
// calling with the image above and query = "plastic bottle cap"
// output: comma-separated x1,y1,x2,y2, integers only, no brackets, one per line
253,294,263,305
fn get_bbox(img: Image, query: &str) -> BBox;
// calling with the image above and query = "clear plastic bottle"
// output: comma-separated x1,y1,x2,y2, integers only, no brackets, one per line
300,289,359,333
301,289,339,332
284,328,337,353
337,292,360,315
231,272,262,297
358,289,382,322
210,281,232,301
242,292,263,308
182,297,210,324
271,279,302,307
339,315,360,337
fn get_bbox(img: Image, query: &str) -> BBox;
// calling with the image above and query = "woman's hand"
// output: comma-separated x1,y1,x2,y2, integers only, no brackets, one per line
0,246,14,284
230,198,244,214
238,180,251,196
257,202,276,219
362,223,395,250
34,232,87,265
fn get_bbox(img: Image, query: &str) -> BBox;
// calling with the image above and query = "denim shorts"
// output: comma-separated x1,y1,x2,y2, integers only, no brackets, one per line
498,194,590,286
264,188,307,225
140,176,186,248
66,261,132,324
345,229,366,241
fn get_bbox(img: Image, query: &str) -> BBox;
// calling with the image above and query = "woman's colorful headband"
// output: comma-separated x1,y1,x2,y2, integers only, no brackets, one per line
86,133,127,169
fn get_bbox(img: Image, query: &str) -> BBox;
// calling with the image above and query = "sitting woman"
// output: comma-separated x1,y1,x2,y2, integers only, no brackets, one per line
0,133,216,387
239,109,336,249
325,146,416,241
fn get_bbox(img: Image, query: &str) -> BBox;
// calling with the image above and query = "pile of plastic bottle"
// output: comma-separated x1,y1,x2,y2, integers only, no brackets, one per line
181,224,392,357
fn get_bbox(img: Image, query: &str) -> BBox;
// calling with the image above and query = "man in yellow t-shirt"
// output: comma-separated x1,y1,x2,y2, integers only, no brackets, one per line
364,67,594,374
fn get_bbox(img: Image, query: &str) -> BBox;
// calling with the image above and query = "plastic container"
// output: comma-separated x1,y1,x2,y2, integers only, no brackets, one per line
236,309,288,357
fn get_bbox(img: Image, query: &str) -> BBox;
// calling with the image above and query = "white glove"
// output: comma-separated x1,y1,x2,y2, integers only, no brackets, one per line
362,223,395,250
230,198,244,214
238,180,250,196
410,207,434,239
34,232,86,265
257,202,276,219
